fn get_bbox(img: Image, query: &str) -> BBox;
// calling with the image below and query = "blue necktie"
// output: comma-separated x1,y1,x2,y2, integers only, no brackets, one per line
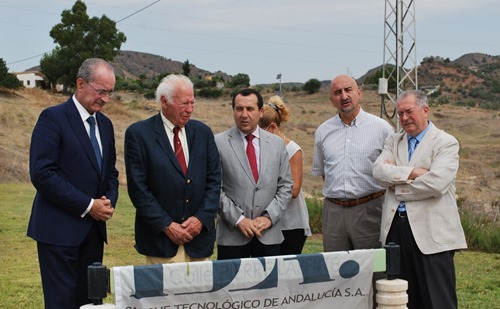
408,137,418,160
398,137,419,212
87,116,102,173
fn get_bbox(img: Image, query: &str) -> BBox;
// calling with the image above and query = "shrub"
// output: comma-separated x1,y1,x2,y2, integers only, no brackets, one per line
197,87,224,99
303,78,321,94
306,198,323,234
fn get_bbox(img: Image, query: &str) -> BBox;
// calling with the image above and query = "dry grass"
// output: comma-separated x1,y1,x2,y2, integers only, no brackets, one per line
1,87,499,214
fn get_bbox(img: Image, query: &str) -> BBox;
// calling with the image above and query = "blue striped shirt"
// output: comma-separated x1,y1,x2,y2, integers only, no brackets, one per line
312,109,394,199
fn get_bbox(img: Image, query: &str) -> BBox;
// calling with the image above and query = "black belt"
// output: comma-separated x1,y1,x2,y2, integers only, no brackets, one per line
397,210,407,218
326,191,385,207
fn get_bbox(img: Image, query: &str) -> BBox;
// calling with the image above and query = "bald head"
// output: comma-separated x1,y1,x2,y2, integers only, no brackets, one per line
329,75,362,123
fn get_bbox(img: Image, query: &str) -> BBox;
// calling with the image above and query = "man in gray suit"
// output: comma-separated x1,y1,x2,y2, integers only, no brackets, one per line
373,90,467,309
215,88,293,259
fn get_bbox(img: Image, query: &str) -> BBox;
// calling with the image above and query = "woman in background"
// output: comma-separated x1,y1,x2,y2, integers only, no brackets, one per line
259,95,311,254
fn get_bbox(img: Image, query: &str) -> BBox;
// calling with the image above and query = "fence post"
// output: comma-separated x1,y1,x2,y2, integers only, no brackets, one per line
80,262,116,309
375,243,408,308
385,242,400,280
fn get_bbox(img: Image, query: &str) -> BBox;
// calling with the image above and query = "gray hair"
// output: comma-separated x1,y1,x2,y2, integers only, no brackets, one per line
77,58,114,82
155,74,194,104
397,90,428,108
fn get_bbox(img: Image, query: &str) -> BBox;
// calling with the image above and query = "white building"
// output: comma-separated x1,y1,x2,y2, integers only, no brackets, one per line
15,71,45,88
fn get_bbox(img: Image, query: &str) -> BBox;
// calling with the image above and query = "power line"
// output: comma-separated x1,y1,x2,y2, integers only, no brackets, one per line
6,0,162,67
7,53,46,65
116,0,161,24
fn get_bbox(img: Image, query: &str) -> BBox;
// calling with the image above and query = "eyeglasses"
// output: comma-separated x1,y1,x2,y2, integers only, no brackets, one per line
87,82,114,98
397,108,419,118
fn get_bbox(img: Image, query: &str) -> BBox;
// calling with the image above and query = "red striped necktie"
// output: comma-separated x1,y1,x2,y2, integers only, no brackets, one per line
173,126,187,175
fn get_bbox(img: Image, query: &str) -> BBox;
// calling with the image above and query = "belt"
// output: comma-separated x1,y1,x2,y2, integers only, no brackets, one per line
326,191,385,207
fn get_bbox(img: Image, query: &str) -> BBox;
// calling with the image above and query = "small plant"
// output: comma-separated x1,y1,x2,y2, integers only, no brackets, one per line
306,198,323,234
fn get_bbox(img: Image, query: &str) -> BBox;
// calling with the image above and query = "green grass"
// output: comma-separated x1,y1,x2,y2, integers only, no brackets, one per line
1,183,499,308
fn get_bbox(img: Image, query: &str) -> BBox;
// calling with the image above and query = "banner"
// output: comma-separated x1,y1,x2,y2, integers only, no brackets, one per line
113,250,375,309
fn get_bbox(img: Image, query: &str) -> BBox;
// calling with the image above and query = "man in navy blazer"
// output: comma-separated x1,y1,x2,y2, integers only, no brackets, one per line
28,58,119,309
125,74,221,264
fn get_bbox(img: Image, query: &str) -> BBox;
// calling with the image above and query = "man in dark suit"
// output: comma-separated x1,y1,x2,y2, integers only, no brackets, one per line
28,58,119,309
125,74,221,264
215,88,292,259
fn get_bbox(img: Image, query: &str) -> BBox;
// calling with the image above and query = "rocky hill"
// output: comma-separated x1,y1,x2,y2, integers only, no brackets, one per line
111,50,232,81
358,53,500,109
25,51,499,108
418,54,500,108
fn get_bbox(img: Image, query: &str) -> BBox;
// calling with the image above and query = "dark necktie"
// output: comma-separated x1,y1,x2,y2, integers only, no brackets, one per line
173,126,187,175
86,116,102,172
245,134,258,183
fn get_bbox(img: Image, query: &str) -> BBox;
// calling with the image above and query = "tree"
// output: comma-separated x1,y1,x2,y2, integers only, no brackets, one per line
182,59,191,76
0,58,22,89
40,0,126,90
40,47,69,90
230,73,250,88
303,78,321,94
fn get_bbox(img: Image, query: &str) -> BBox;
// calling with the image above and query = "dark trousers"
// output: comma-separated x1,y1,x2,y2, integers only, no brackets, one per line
37,223,104,309
217,237,280,260
386,214,458,309
280,229,307,255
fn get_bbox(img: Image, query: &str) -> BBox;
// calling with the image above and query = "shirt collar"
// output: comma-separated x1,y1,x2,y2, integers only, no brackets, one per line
338,108,365,127
238,127,260,140
409,121,432,142
72,95,93,123
160,112,181,133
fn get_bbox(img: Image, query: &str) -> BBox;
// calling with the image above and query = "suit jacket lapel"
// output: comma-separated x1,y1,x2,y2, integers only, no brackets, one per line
228,127,255,183
410,125,437,163
65,99,102,176
396,132,409,165
258,129,271,185
185,121,196,154
95,113,109,176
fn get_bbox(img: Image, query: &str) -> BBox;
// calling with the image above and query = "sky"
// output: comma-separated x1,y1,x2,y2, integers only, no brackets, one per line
1,0,499,85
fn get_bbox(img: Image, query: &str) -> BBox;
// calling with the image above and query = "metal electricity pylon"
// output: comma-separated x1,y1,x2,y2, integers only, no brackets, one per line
379,0,418,131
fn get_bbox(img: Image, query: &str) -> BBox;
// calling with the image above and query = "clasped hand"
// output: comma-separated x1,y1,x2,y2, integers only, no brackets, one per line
89,196,114,221
237,216,272,239
165,216,202,245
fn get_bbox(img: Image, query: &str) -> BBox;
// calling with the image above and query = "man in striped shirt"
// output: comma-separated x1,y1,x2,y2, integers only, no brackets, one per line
312,74,394,252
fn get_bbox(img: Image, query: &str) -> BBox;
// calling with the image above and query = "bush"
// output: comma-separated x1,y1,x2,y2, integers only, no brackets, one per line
197,87,224,99
0,74,22,89
460,210,500,253
303,78,321,94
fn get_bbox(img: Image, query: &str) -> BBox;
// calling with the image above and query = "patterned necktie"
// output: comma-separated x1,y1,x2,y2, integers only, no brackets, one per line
408,137,418,160
245,134,258,183
398,137,419,212
86,116,102,172
173,126,187,175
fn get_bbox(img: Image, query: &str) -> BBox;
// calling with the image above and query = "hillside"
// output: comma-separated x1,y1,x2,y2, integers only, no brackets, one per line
358,53,500,110
1,87,499,220
24,51,500,109
111,51,233,81
113,51,500,110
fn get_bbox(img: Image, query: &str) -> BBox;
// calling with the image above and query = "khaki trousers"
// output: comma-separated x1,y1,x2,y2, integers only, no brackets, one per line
146,245,211,264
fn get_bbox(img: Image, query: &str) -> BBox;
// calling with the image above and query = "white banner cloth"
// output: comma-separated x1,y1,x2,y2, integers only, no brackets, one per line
113,250,375,309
